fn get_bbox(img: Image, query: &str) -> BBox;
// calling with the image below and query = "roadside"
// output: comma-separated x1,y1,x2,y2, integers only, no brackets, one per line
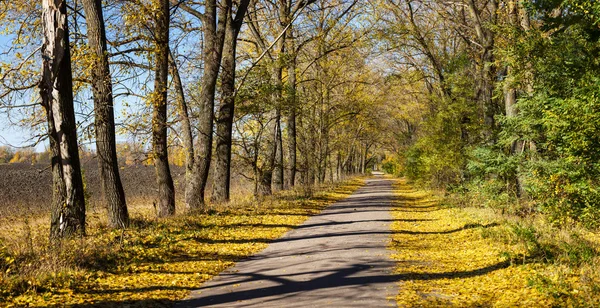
0,178,363,307
390,179,552,307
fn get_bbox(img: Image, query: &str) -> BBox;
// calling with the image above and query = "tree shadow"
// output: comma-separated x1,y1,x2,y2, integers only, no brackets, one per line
68,260,510,308
394,222,500,235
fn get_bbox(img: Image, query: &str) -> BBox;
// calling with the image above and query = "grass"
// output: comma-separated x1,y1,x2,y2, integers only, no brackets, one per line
0,178,364,307
389,178,600,307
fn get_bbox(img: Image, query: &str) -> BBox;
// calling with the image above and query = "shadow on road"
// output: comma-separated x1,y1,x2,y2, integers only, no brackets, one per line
67,179,513,308
70,259,510,308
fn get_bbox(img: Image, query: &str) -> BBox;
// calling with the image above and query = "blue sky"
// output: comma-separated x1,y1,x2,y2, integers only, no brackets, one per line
0,33,40,150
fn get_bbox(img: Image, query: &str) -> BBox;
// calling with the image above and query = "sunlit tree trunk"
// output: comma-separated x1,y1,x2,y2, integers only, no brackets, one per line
152,0,176,217
286,41,298,187
41,0,86,240
82,0,129,227
258,35,285,195
273,109,284,191
169,50,194,193
212,0,250,203
186,0,231,210
467,0,499,136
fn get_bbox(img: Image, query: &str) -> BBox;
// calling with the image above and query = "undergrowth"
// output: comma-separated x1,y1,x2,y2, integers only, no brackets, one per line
449,179,600,306
0,178,363,307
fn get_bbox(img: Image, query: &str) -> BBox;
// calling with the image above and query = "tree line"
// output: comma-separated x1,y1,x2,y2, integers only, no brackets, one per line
4,0,594,240
0,0,381,241
375,0,600,228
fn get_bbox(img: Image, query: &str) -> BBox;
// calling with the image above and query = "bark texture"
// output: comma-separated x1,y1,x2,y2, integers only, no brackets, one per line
82,0,129,228
41,0,86,240
212,0,250,203
169,51,194,190
186,0,231,211
152,0,176,217
286,39,297,187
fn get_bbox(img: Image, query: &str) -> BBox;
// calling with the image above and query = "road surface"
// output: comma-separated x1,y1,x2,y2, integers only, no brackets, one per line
177,177,397,307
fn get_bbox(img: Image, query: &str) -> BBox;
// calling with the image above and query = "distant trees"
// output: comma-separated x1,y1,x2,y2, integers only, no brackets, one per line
0,147,40,164
0,146,14,163
374,0,600,228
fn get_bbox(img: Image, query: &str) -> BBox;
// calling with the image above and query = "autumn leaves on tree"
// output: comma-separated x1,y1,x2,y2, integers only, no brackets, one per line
12,0,373,241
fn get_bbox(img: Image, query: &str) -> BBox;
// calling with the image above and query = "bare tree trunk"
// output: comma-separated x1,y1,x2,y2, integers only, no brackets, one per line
273,110,284,191
258,35,285,195
286,45,297,187
257,116,278,196
186,0,231,210
272,24,286,191
362,142,370,174
467,0,498,136
298,110,308,186
336,151,341,180
169,50,194,189
152,0,175,217
505,0,525,196
41,0,86,240
212,0,250,203
82,0,129,228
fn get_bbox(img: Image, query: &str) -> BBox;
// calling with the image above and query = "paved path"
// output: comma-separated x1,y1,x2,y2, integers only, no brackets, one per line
178,177,397,307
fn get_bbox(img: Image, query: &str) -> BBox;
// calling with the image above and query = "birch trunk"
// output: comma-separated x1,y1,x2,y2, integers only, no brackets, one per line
41,0,86,240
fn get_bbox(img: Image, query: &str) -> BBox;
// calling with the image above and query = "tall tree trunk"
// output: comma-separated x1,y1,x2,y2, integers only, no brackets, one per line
82,0,129,228
467,0,498,136
257,36,285,196
362,143,370,174
272,25,286,191
286,47,297,187
152,0,175,217
186,0,231,210
257,117,278,196
273,110,284,191
336,151,341,180
168,50,194,190
298,110,308,186
505,0,525,196
212,0,250,203
41,0,86,240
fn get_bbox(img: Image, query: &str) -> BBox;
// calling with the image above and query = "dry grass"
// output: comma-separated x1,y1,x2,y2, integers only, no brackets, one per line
0,176,364,307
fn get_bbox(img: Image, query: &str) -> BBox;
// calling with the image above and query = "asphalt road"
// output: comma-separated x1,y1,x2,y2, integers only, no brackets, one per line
177,177,397,307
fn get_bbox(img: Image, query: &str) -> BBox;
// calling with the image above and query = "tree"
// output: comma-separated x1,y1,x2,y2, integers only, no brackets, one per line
212,0,251,203
0,146,14,163
180,0,232,211
152,0,176,217
82,0,129,227
40,0,86,239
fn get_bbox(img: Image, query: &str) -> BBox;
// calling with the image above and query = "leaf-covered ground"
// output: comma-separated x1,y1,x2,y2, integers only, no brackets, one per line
1,179,363,307
390,179,600,307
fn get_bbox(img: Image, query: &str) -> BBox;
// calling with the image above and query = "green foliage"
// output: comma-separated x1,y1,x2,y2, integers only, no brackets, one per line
448,10,600,228
505,24,600,227
403,94,478,188
381,156,402,176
